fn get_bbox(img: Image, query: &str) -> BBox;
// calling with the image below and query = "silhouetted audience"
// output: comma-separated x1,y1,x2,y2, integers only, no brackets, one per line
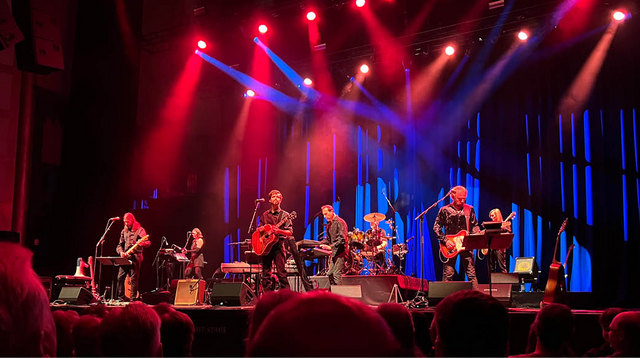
377,303,425,357
83,303,109,318
72,314,102,356
0,242,57,356
153,302,195,357
52,309,80,357
246,291,400,356
100,301,163,356
432,289,508,356
512,303,574,357
583,307,624,357
246,289,301,342
608,311,640,357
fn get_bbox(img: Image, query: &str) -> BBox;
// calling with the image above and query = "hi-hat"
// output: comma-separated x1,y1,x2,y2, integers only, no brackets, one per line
364,212,386,222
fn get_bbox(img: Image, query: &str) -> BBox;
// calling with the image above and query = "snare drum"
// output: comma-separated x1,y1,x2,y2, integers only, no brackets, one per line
348,230,366,249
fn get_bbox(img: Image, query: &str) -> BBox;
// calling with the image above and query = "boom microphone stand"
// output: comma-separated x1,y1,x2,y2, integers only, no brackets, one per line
95,218,118,300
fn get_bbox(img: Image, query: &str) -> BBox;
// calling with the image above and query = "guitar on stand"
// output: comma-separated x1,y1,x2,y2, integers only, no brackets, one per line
542,218,569,306
251,212,297,256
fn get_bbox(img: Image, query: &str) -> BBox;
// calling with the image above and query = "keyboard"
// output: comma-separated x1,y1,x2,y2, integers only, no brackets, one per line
220,262,262,274
297,239,323,248
300,247,331,259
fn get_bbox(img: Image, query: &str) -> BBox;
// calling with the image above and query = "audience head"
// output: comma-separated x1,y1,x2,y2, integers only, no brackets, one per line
0,242,56,357
377,303,422,356
52,309,79,357
83,303,109,318
100,302,163,356
599,307,625,343
608,311,640,356
433,289,508,356
247,289,301,341
154,304,195,357
73,314,102,357
533,303,574,353
247,291,400,356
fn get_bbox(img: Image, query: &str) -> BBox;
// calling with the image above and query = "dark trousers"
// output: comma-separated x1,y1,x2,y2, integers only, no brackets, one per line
489,249,508,273
285,237,313,291
117,261,140,299
443,250,478,289
261,243,290,291
184,265,204,280
327,254,346,285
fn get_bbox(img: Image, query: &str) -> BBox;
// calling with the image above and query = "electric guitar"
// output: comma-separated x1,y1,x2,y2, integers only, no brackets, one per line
124,235,150,258
439,230,469,259
481,211,516,255
252,211,297,256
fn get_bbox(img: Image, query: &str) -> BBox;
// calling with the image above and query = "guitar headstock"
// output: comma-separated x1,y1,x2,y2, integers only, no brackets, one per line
558,218,568,235
289,211,297,220
506,211,516,221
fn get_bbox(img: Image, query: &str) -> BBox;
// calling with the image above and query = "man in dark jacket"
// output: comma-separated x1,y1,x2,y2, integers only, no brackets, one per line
319,205,348,285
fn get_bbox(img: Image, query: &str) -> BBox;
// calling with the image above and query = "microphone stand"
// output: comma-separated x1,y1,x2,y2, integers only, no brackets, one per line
95,218,117,301
411,191,451,306
152,237,166,291
381,189,399,270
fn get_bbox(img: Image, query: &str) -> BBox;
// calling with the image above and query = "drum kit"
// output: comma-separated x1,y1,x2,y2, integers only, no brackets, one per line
343,212,408,275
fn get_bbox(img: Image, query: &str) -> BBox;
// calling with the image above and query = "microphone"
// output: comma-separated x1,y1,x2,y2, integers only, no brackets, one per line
255,198,265,202
110,216,121,221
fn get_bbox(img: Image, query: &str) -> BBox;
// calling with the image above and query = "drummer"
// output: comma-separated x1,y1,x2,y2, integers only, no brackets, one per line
365,215,388,271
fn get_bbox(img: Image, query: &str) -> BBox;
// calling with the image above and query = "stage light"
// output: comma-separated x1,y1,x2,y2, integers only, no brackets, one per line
360,64,370,74
245,90,255,97
197,40,207,49
258,24,268,34
517,31,529,41
356,0,366,8
613,11,626,21
303,78,313,86
306,11,316,21
445,46,455,56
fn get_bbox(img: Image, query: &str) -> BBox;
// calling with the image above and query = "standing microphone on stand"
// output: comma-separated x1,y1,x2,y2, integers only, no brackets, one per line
255,198,265,203
109,217,121,221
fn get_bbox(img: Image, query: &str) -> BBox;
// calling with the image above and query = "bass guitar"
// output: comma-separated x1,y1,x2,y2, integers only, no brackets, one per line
252,211,297,256
542,219,568,305
481,211,516,255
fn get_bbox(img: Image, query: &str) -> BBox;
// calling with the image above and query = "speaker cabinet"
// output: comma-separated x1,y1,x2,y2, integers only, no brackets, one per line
330,285,362,300
57,286,95,305
210,282,256,306
477,284,513,307
175,279,205,305
427,281,473,305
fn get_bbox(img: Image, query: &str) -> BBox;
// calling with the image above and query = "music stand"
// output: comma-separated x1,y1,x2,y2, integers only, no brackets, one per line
97,257,132,300
462,233,514,296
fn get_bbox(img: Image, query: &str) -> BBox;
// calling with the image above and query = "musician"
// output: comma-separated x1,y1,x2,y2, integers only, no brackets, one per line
183,228,205,280
116,212,150,301
484,208,512,273
365,220,388,270
259,190,292,291
433,186,480,288
319,205,348,285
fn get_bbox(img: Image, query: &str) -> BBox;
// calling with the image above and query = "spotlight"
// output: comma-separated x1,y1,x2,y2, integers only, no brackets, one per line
359,64,370,74
303,78,313,86
445,46,455,56
197,40,207,49
245,90,256,97
613,11,626,21
306,11,316,21
517,31,528,41
356,0,366,8
258,24,268,34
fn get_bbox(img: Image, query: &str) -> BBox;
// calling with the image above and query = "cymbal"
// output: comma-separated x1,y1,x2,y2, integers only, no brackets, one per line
364,212,386,222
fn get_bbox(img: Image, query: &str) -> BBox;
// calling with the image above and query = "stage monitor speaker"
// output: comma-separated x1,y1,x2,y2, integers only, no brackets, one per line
175,279,206,305
491,272,520,291
57,286,95,305
141,290,174,305
210,282,256,306
477,284,513,307
330,285,362,300
427,281,473,305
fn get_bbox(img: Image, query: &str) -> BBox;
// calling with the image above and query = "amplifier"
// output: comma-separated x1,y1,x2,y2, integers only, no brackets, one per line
175,279,206,305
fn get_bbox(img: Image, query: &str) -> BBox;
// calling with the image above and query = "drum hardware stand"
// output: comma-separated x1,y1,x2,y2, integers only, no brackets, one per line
388,284,404,303
412,190,453,307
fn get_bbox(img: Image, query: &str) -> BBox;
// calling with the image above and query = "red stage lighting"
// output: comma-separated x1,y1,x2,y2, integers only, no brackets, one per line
518,31,529,41
356,0,366,8
303,78,313,86
245,90,256,97
613,11,626,21
445,46,455,56
258,24,268,34
360,64,370,74
306,11,316,21
197,40,207,49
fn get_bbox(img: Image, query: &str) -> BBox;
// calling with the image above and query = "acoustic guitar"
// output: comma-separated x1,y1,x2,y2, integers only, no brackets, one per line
542,219,569,305
252,211,297,256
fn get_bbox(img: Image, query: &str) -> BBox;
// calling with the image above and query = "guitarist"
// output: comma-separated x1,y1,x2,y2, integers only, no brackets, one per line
183,228,205,280
116,212,150,301
258,190,292,291
433,186,481,289
484,208,512,273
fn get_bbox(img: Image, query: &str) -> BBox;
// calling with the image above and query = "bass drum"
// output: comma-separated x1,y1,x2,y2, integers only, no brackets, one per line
343,251,363,275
